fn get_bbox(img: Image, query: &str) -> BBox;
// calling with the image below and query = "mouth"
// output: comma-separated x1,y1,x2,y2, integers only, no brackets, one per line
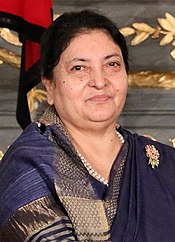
87,94,111,102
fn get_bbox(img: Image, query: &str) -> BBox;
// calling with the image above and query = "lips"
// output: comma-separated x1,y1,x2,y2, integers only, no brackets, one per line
87,94,111,102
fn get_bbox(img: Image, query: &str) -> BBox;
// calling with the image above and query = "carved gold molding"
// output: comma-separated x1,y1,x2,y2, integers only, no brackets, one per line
0,47,20,67
128,71,175,89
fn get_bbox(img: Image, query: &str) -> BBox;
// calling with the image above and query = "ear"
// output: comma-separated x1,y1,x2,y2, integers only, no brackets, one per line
42,78,55,105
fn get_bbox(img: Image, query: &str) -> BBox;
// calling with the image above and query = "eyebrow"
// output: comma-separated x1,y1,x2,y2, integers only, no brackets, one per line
69,58,90,63
104,53,122,60
68,53,122,64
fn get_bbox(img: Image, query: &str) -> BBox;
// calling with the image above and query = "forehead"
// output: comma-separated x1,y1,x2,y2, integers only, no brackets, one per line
61,30,122,59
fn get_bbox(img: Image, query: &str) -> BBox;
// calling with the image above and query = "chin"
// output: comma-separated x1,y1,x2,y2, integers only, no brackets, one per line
88,112,117,123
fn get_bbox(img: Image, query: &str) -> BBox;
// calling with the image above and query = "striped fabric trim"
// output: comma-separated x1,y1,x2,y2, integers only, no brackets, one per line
26,218,76,242
1,195,76,241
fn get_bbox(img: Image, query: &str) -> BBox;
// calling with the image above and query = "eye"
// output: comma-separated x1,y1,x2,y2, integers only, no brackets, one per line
108,61,120,67
71,65,84,71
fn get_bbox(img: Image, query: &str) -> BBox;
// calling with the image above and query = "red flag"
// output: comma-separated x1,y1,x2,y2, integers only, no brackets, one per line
0,0,53,129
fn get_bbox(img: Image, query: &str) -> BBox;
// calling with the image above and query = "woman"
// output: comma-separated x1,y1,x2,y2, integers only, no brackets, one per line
0,10,175,242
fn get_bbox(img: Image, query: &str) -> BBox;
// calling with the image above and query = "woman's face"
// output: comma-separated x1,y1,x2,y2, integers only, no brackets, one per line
43,30,128,130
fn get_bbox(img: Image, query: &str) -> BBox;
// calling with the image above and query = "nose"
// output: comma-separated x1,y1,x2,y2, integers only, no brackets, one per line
88,67,108,89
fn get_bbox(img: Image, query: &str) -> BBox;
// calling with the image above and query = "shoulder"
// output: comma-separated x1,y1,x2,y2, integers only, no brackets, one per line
121,127,175,170
122,129,175,196
1,122,55,165
134,132,175,157
0,122,57,184
0,122,57,228
122,127,175,153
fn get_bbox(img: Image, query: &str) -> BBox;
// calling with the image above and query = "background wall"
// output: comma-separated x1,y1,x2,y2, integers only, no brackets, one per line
0,0,175,153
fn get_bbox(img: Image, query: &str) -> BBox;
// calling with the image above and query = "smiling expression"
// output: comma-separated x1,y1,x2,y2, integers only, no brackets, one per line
43,30,128,130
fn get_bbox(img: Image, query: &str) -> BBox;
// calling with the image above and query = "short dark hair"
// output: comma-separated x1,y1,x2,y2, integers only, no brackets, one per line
40,9,129,80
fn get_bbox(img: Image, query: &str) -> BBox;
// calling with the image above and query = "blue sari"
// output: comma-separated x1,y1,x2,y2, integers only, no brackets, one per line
0,106,175,241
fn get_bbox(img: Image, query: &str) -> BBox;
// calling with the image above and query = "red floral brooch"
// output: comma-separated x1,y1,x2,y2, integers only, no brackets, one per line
145,144,160,169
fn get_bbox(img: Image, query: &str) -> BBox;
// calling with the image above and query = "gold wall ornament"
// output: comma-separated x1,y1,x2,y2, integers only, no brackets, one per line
0,13,59,45
27,88,47,113
0,47,21,67
144,135,175,148
169,138,175,148
0,150,4,160
120,12,175,60
128,71,175,89
143,134,157,141
53,14,60,20
0,28,22,46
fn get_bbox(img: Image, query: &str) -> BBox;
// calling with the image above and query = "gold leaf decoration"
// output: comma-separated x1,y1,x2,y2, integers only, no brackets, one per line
132,23,155,33
28,88,47,113
169,138,175,148
165,13,175,27
151,27,161,39
159,34,173,46
0,48,20,67
143,134,157,141
0,28,21,46
53,14,60,20
157,17,175,32
120,27,135,36
170,49,175,59
128,71,175,89
0,150,4,160
120,12,175,60
131,32,150,45
172,40,175,46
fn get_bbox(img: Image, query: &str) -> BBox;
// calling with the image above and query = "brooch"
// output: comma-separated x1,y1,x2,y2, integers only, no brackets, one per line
145,144,160,169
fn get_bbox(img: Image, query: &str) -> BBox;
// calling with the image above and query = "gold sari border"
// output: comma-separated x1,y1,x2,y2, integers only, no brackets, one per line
1,195,73,242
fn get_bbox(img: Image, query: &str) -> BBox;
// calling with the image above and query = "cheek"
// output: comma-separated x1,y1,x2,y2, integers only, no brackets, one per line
114,77,128,92
114,80,128,105
54,83,79,103
108,68,127,81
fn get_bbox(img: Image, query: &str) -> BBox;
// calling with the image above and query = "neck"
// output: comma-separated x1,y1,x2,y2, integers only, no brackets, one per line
66,122,119,148
67,123,123,175
66,119,117,136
